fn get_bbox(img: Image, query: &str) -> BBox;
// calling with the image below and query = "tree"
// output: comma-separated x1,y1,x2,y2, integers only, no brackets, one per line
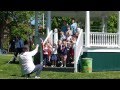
51,16,72,30
0,11,34,50
107,14,117,33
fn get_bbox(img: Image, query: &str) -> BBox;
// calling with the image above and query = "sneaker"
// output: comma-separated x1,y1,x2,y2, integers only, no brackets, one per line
25,77,29,79
51,65,54,67
25,74,30,78
35,76,41,79
60,64,63,67
64,65,66,67
9,60,15,64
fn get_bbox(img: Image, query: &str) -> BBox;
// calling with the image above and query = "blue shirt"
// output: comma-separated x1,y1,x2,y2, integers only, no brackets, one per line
71,23,77,34
61,25,67,35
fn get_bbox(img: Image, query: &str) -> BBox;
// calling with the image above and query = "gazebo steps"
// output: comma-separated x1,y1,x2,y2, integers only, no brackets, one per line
43,66,74,72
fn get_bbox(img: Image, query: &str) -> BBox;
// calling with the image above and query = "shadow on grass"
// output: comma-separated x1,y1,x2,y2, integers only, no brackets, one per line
43,67,74,72
11,74,17,76
5,61,19,64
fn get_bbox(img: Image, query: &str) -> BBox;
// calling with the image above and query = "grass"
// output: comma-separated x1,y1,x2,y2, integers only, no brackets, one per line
0,54,120,79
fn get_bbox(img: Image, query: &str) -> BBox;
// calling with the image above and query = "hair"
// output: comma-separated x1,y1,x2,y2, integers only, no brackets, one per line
63,20,66,22
22,45,29,52
67,25,70,28
71,18,75,21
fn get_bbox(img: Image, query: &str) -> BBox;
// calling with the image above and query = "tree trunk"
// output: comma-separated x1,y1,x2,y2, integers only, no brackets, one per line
0,28,4,49
0,32,2,49
0,22,6,49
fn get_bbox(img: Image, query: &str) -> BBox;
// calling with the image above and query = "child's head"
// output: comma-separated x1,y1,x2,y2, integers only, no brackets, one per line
53,43,57,48
67,25,70,30
63,20,67,25
75,32,79,38
60,31,64,35
71,18,75,23
58,40,62,45
62,40,67,46
44,42,48,47
66,31,72,36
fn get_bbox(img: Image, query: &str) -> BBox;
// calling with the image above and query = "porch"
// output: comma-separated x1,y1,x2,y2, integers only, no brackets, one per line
83,32,120,48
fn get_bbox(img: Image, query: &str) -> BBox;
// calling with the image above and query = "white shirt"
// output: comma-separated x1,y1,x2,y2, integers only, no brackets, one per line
19,46,38,74
66,36,72,42
52,46,57,54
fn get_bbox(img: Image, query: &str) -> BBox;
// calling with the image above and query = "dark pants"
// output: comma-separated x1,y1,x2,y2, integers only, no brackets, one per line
26,64,43,77
43,54,49,66
13,48,23,62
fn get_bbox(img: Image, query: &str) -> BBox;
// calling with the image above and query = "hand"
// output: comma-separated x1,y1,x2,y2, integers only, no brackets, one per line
40,38,43,42
36,44,39,47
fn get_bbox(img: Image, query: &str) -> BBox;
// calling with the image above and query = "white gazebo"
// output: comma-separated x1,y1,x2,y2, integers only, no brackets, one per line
49,11,120,47
35,11,120,72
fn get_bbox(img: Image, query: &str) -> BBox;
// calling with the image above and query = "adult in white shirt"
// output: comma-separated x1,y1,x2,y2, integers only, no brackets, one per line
19,44,43,79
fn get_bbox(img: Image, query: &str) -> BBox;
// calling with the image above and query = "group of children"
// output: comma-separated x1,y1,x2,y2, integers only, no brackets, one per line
42,19,80,67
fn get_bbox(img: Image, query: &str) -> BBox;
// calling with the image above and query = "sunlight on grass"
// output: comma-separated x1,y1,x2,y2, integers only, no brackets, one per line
0,54,120,79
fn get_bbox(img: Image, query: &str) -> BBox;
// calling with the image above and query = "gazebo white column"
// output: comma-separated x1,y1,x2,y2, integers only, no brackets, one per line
35,11,39,45
43,13,44,29
54,28,58,45
118,11,120,47
54,28,58,54
47,11,51,36
85,11,90,47
102,16,105,33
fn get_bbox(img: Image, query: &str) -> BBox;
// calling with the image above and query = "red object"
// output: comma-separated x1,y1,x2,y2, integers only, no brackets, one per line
69,48,74,56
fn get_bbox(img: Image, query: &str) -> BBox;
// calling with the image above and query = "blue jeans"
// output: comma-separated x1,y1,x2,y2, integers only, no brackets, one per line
26,64,43,77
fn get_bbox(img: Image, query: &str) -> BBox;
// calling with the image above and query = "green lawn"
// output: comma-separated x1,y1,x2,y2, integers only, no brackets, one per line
0,54,120,79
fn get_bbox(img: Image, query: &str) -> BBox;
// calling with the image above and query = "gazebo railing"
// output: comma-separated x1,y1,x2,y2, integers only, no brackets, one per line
83,32,119,47
74,29,83,72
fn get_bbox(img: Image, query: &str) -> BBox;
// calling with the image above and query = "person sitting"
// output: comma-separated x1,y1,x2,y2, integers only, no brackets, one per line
19,44,43,79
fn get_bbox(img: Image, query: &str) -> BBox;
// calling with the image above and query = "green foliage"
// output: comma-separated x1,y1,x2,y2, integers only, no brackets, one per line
52,17,58,28
2,38,9,50
90,19,102,32
107,14,117,33
52,16,72,30
11,23,33,41
0,11,119,50
10,11,34,38
0,11,34,49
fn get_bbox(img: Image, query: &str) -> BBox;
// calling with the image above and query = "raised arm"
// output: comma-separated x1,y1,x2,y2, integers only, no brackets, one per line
29,44,39,56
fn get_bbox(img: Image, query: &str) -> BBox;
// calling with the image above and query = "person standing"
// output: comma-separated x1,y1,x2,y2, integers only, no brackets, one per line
61,20,68,36
51,43,58,67
71,18,77,35
11,36,24,63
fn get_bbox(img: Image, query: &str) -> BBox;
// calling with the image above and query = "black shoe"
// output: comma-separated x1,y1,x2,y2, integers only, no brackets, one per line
9,60,15,64
25,74,30,78
21,75,25,77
